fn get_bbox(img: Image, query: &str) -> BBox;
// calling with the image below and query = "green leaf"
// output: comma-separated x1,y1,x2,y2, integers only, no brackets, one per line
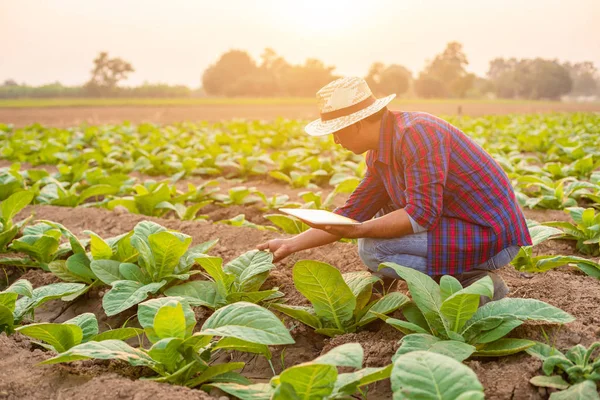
270,304,322,330
225,289,281,304
440,276,463,302
64,313,99,342
201,302,294,345
293,260,356,329
119,263,150,284
575,262,600,278
0,304,14,333
550,380,600,400
441,276,494,332
391,351,484,400
102,280,166,316
163,280,218,308
272,382,301,400
472,319,523,344
5,279,33,297
525,341,564,361
41,340,156,367
313,343,363,368
48,260,89,283
279,363,337,400
138,297,196,343
333,366,392,398
529,375,570,390
197,256,233,301
148,231,192,280
529,225,564,246
343,271,380,311
380,263,448,338
86,231,113,259
38,220,86,255
14,282,85,320
1,191,33,224
394,334,475,362
153,302,187,340
66,253,96,282
224,250,274,290
358,292,409,326
264,214,309,234
17,323,83,352
314,328,346,337
473,338,535,356
90,259,123,284
213,337,272,359
79,184,118,202
0,292,18,311
462,298,574,339
384,316,432,335
148,337,183,372
186,362,246,388
91,327,143,342
207,383,273,400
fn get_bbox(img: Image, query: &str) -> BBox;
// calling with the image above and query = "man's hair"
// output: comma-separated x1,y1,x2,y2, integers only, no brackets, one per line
363,106,388,124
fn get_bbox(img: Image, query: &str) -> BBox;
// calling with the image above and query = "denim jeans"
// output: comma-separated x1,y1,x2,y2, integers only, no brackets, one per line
358,230,521,278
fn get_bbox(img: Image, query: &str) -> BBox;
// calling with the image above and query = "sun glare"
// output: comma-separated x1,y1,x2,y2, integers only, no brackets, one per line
277,0,367,35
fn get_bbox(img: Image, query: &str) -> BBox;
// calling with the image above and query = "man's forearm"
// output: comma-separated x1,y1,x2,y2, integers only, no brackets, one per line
288,228,341,253
356,208,414,238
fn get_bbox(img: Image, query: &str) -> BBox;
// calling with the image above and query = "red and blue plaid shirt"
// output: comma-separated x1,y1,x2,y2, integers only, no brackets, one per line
334,111,532,275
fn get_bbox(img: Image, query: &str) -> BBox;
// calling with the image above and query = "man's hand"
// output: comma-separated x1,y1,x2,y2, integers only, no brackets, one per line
257,238,296,262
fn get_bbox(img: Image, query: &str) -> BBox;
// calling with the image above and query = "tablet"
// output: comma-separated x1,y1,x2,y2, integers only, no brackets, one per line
278,208,361,225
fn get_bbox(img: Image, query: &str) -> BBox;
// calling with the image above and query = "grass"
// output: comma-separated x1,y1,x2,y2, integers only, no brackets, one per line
0,97,574,108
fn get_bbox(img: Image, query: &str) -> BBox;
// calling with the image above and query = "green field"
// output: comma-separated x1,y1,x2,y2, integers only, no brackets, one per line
0,97,571,108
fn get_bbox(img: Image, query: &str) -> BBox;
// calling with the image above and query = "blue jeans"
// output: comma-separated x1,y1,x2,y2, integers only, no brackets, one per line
358,231,521,278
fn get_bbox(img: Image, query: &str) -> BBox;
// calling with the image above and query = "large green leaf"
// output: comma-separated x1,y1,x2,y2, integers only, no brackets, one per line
394,334,475,362
153,302,187,340
0,292,18,311
224,250,274,291
293,260,356,329
380,263,448,338
201,302,294,345
332,366,392,398
384,316,432,335
357,292,409,327
10,233,60,264
391,351,485,400
207,383,273,400
38,220,86,255
64,313,99,342
16,323,83,352
343,271,380,309
5,279,33,297
14,282,85,320
66,253,96,282
186,362,246,388
196,256,234,301
148,337,183,372
529,225,564,246
48,260,89,283
279,363,337,400
471,319,523,344
41,340,156,366
102,280,166,316
163,280,218,308
550,380,600,400
119,262,151,284
461,298,574,338
1,191,33,224
473,338,535,356
312,343,363,369
270,304,322,330
440,276,494,332
86,231,114,260
91,327,143,342
138,297,196,343
225,288,281,304
440,276,463,302
148,231,191,280
213,337,272,359
0,304,14,333
90,259,123,284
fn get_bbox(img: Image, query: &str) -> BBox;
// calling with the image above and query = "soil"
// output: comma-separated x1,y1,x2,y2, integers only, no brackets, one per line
2,202,599,399
3,102,600,128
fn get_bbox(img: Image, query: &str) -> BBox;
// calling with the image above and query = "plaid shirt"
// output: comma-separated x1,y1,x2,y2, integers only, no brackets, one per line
334,111,532,275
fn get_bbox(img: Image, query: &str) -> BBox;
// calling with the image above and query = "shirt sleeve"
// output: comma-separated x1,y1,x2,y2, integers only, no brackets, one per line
402,122,451,230
333,165,391,222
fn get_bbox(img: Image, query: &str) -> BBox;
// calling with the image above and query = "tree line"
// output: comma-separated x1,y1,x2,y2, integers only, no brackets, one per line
2,44,599,100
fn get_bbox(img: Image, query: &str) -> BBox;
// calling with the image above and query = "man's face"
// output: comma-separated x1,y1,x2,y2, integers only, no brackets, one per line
332,122,369,154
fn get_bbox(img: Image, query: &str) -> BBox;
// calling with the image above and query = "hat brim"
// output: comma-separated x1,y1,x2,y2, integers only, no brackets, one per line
304,93,396,137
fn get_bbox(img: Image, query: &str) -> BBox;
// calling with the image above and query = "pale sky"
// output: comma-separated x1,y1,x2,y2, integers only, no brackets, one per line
1,0,599,88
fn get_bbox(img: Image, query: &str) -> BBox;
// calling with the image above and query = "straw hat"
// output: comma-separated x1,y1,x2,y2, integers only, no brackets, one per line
304,76,396,137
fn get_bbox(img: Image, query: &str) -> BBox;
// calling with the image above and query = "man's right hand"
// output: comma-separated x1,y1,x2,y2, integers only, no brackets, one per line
256,238,295,262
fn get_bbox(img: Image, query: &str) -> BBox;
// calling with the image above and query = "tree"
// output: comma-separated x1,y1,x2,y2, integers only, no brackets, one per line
563,61,598,96
202,50,257,96
416,42,474,98
86,52,134,95
365,63,411,96
278,58,337,96
3,79,18,87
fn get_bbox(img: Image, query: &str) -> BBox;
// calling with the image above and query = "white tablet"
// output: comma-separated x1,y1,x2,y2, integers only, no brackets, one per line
278,208,361,225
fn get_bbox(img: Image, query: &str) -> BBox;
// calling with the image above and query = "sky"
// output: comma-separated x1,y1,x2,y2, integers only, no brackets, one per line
1,0,599,88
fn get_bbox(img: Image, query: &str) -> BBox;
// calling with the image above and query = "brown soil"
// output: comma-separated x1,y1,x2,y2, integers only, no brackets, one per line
3,102,600,128
3,203,600,399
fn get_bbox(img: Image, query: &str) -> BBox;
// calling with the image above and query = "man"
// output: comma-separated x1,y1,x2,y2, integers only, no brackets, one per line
258,77,532,300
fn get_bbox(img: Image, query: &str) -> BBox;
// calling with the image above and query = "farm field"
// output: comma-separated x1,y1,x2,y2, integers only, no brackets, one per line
2,98,600,127
1,113,600,399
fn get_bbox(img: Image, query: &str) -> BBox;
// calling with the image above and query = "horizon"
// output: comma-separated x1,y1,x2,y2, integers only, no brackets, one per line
1,0,599,88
